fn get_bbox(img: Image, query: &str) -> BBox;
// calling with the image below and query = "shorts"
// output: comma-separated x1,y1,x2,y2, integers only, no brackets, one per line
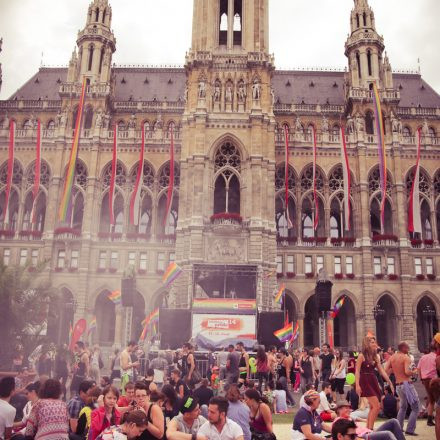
331,378,346,394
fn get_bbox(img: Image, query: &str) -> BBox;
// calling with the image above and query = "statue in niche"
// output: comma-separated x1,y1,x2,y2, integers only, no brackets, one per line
237,80,246,102
2,113,9,129
198,78,206,99
128,113,137,129
390,111,401,134
422,119,429,136
346,114,354,133
322,116,329,133
225,81,233,103
213,80,221,102
95,109,103,128
355,113,364,133
252,78,261,100
270,86,275,106
295,117,303,133
59,107,68,128
103,112,110,129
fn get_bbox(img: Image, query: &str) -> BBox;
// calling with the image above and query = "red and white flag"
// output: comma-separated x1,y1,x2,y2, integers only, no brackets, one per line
312,126,319,231
30,120,41,224
408,128,422,234
283,124,293,228
109,124,118,225
340,126,351,230
129,127,145,225
163,124,175,226
3,120,15,226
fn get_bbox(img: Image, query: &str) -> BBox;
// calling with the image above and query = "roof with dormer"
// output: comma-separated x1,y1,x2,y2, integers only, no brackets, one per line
6,66,440,109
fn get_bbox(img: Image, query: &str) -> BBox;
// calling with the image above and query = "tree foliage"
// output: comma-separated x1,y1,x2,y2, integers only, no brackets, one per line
0,261,58,369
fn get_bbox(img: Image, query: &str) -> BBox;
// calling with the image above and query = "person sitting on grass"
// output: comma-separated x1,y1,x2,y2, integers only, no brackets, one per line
345,384,359,411
318,382,336,422
334,399,405,440
380,385,398,419
331,418,357,440
292,390,332,440
272,381,287,414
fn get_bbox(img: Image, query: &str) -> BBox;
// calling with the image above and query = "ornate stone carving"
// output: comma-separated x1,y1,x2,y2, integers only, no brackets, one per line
207,238,246,262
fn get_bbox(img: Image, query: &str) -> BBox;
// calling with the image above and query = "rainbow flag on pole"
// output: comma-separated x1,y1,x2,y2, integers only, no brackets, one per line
139,308,160,341
162,262,183,287
58,77,87,222
331,295,346,319
87,316,97,335
107,290,121,305
290,321,300,344
274,284,285,305
274,322,293,342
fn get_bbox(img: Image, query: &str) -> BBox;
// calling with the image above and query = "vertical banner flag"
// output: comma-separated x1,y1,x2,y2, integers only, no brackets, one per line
164,123,175,226
58,77,87,222
340,126,351,230
290,321,300,345
408,128,422,234
109,124,118,225
31,119,42,224
312,126,319,231
372,82,387,232
162,262,183,287
283,124,293,228
129,126,145,225
69,318,87,351
3,120,15,226
274,283,285,305
87,316,97,336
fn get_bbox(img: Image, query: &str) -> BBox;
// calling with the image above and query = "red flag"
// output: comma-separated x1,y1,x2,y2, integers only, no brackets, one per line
340,126,351,231
3,120,15,226
30,120,41,224
129,127,145,225
109,124,118,225
408,128,422,234
312,126,319,231
164,124,175,226
69,318,87,351
283,124,293,228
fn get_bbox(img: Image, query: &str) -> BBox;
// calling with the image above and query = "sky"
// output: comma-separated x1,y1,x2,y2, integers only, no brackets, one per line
0,0,439,100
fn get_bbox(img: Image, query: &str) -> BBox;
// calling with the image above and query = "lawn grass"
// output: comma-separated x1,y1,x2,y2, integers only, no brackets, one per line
273,412,294,424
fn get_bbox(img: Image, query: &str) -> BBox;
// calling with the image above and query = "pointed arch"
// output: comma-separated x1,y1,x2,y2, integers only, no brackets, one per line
25,159,51,189
0,159,24,187
100,189,125,234
375,293,399,349
157,190,178,236
209,133,248,163
158,160,180,189
275,163,297,191
83,106,94,130
333,294,357,350
301,191,325,238
129,160,155,190
0,188,19,229
299,163,325,194
416,295,438,352
101,159,126,189
275,191,296,238
95,290,116,344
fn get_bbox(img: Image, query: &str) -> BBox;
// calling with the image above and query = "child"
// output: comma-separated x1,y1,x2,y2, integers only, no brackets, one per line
380,385,398,419
272,381,287,414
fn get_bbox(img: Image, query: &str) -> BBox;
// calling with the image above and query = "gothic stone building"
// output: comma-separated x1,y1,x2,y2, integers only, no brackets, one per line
0,0,439,352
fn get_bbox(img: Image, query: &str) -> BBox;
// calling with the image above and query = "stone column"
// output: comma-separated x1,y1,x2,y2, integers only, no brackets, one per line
297,314,305,348
227,0,234,49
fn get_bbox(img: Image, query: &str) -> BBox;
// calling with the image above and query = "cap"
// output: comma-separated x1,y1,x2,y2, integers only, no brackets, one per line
303,389,320,400
336,400,351,409
180,396,199,414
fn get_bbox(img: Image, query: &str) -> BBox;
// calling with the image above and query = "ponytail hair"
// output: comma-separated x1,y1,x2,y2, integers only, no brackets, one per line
244,388,269,405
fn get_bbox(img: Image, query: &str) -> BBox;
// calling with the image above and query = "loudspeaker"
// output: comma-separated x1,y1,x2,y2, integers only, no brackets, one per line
159,309,191,349
315,280,333,312
257,312,285,348
121,278,135,307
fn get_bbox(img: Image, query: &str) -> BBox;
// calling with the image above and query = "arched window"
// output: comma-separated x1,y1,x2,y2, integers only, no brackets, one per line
99,47,105,74
403,126,411,137
71,188,84,231
365,111,374,134
100,191,124,234
356,14,360,28
158,192,178,236
363,12,367,26
47,120,55,130
356,53,361,78
370,195,393,235
102,160,126,189
330,194,354,238
72,107,79,129
300,164,324,194
368,166,392,197
26,160,50,190
102,8,106,23
84,107,93,130
95,8,99,22
233,0,242,45
0,160,23,187
0,189,19,229
275,194,296,238
332,124,340,136
75,161,88,189
138,194,152,235
213,142,241,215
23,119,33,130
428,127,436,139
367,50,372,76
219,0,228,45
95,291,115,344
88,45,94,71
22,192,46,232
301,194,325,238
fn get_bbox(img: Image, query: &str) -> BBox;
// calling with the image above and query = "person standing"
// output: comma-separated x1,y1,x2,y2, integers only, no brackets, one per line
70,342,89,397
387,341,420,436
299,349,315,395
226,345,240,386
236,343,249,387
198,396,244,440
319,344,334,385
109,348,120,384
0,377,16,440
120,341,139,394
255,346,269,393
355,335,394,430
417,343,437,426
277,348,295,406
329,349,346,403
267,346,278,384
89,345,102,385
312,348,321,390
181,343,196,386
217,347,229,383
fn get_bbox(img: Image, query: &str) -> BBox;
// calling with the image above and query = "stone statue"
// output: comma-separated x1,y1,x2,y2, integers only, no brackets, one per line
59,108,68,128
346,115,354,133
422,119,429,136
184,82,188,104
295,117,303,133
225,81,233,103
2,113,9,129
390,111,400,133
322,116,329,133
237,80,246,102
95,109,103,128
270,86,275,106
155,114,163,130
213,80,221,102
355,113,364,133
128,113,137,129
252,78,261,100
198,79,206,99
103,112,110,129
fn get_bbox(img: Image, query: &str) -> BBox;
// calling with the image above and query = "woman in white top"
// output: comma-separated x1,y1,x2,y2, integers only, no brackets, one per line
90,345,101,383
329,349,346,402
13,381,40,433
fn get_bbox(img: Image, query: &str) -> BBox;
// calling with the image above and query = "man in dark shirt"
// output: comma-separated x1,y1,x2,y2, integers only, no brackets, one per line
193,378,214,417
226,345,240,385
171,369,189,399
319,343,334,385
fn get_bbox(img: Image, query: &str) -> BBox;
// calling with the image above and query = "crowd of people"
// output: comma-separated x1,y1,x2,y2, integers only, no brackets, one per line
1,332,440,440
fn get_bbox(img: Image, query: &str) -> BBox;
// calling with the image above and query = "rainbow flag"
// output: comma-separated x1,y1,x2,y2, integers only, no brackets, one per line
162,262,183,287
264,269,276,279
372,82,387,232
290,321,300,344
108,290,121,305
274,284,285,305
58,77,87,221
274,322,293,343
87,316,97,335
331,295,346,319
140,308,160,341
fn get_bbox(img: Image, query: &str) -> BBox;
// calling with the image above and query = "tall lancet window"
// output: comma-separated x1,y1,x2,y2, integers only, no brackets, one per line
219,0,228,45
233,0,242,45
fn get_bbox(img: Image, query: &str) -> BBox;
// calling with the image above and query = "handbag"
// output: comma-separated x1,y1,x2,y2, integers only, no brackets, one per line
251,429,277,440
189,368,202,385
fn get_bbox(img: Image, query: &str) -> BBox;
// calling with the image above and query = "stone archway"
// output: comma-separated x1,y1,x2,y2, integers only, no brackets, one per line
416,296,438,352
95,290,116,345
304,295,319,348
130,291,146,342
375,294,398,349
333,296,357,351
284,290,297,323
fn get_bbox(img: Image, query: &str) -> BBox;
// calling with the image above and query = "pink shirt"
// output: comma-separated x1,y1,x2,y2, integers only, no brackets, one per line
417,352,437,379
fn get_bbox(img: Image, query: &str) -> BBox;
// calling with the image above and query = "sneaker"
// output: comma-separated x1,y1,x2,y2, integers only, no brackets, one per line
427,420,435,427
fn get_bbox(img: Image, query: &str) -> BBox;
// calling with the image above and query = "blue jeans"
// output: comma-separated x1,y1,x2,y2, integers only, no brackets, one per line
367,419,406,440
396,383,420,434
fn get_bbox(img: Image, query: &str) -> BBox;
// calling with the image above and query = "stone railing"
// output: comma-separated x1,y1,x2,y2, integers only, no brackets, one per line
59,83,111,97
346,88,400,101
274,103,345,115
396,107,440,117
77,26,114,41
112,100,185,112
0,100,62,110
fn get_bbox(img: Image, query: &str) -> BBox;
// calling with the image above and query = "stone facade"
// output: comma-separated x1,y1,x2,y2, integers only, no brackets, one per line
0,0,439,351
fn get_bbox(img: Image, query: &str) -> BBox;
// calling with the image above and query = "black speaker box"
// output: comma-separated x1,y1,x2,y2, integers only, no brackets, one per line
315,280,333,312
257,312,285,348
159,309,191,349
121,278,135,307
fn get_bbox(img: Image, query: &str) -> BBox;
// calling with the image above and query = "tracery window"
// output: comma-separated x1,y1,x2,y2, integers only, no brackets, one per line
47,120,55,130
129,161,155,190
328,166,344,193
301,194,325,238
158,162,180,189
0,160,23,187
406,168,431,198
214,142,241,172
403,126,411,137
275,194,296,238
102,160,126,189
300,165,324,193
275,163,296,192
74,161,88,189
368,167,392,196
26,161,50,189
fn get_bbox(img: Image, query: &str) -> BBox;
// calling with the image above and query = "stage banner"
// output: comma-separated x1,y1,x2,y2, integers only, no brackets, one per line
192,298,256,314
192,313,256,350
